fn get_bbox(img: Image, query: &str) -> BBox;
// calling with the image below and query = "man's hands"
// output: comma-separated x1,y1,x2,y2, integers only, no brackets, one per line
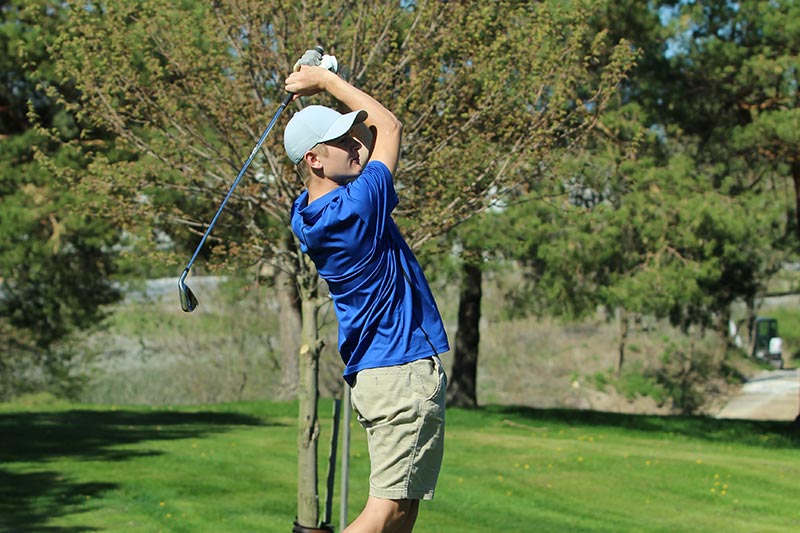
286,47,339,99
285,65,337,98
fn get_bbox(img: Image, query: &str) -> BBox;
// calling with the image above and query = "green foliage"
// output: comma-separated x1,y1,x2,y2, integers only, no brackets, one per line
592,370,609,392
488,1,792,381
589,361,670,407
661,0,800,244
0,128,120,399
652,346,715,415
0,1,124,400
588,343,747,416
510,108,785,333
1,0,61,132
38,0,637,268
619,361,668,404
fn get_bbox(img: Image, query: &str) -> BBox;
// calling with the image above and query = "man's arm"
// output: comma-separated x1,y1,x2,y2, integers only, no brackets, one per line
285,66,402,175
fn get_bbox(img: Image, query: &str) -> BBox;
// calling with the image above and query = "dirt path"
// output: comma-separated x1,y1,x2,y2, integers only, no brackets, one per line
715,369,799,421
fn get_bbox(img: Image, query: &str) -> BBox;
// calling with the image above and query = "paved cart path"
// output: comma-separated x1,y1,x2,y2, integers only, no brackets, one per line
715,369,799,421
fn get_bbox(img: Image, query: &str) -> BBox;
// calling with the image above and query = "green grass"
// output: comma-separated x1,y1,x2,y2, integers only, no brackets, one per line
1,399,798,532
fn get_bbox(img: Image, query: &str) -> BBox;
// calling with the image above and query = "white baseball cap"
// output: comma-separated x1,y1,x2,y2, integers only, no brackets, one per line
284,105,368,164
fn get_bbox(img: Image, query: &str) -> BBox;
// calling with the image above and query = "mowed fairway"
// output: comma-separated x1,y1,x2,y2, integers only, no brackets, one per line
1,399,798,532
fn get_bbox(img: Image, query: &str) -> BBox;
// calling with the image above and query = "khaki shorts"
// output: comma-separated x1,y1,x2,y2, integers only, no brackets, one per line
350,356,446,501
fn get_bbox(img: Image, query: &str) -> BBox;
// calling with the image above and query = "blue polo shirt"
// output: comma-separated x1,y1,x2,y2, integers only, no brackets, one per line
291,161,449,383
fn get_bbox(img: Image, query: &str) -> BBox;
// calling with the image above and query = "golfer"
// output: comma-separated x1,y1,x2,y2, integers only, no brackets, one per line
284,63,449,533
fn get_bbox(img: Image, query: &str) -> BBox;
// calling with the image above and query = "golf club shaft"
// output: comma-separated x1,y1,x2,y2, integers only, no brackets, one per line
179,45,334,312
180,91,294,279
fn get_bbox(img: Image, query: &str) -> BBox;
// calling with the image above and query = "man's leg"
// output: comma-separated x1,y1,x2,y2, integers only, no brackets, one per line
344,497,420,533
348,357,445,532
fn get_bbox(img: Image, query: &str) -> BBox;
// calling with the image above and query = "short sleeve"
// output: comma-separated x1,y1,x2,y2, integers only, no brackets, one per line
344,161,399,238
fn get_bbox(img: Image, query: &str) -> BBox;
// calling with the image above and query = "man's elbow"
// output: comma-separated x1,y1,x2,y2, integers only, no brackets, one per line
386,114,402,138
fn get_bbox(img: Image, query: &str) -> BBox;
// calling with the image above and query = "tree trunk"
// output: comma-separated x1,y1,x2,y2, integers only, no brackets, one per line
745,296,757,357
716,308,732,363
296,261,324,528
446,262,481,408
792,161,800,243
615,308,628,377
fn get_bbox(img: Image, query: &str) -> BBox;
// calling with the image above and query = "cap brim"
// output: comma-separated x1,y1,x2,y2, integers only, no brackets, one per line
317,109,368,145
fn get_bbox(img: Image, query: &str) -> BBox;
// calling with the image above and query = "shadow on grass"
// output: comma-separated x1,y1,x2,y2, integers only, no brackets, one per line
479,405,800,449
0,409,273,532
0,469,113,532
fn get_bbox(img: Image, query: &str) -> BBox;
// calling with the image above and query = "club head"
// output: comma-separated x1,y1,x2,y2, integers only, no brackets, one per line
178,272,198,312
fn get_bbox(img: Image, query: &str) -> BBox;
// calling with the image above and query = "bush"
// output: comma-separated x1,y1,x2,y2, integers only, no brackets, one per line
592,371,609,392
591,342,743,415
617,361,668,406
650,348,705,414
0,339,93,402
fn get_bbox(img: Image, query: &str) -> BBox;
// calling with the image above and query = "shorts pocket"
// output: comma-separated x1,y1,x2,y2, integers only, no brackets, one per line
410,357,443,402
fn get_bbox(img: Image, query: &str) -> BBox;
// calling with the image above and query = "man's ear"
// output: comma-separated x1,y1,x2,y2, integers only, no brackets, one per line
304,151,323,170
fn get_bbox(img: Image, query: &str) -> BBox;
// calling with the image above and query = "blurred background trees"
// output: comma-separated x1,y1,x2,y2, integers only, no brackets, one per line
1,0,122,399
1,0,795,407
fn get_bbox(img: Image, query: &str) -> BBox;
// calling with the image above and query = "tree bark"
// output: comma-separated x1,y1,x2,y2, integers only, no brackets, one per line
446,262,481,408
746,296,757,357
615,308,629,377
716,308,732,363
296,262,324,528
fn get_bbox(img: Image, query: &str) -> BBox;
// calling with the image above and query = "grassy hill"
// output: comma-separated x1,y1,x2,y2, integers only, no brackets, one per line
74,275,797,415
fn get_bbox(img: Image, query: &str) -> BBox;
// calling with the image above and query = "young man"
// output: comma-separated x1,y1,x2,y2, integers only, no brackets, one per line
284,65,449,532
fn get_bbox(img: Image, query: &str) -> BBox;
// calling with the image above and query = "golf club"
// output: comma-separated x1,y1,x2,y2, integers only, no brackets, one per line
178,46,337,312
